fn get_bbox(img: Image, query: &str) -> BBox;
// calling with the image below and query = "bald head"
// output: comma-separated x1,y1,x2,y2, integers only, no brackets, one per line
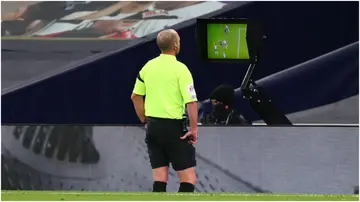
156,29,179,53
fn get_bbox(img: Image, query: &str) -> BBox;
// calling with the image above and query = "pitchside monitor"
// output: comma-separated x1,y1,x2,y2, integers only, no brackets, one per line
196,18,265,63
207,23,249,60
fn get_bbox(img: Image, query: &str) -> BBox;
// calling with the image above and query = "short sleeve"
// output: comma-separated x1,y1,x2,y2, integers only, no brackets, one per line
179,66,198,104
132,69,146,96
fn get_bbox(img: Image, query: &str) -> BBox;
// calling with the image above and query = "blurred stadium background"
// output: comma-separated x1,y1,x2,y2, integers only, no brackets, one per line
1,0,359,196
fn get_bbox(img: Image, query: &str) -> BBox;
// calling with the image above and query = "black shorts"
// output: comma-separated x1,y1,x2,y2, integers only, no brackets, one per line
145,117,196,171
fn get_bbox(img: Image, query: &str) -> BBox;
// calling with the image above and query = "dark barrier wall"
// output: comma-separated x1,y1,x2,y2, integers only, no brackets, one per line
200,42,359,121
2,126,358,194
2,1,359,124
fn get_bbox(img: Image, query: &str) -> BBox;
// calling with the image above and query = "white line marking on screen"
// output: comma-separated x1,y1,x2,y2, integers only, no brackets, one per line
237,28,241,58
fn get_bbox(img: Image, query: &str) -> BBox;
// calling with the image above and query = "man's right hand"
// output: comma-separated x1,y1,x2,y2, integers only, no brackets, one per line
180,128,198,144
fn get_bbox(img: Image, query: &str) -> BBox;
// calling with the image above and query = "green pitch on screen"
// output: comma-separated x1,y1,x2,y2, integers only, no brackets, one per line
207,23,249,60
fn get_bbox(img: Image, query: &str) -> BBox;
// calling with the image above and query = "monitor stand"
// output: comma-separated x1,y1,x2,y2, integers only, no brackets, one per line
240,57,292,125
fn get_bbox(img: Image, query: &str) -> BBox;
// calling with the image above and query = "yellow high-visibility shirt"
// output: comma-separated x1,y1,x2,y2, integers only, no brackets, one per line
132,54,197,119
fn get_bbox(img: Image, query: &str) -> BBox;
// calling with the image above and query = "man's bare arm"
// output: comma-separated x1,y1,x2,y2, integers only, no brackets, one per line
181,101,198,144
187,101,198,131
131,93,146,123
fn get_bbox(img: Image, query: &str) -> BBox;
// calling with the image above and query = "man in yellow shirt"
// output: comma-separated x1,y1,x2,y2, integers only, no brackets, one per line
131,29,198,192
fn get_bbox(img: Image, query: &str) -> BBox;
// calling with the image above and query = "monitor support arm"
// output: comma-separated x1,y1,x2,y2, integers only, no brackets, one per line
240,56,292,125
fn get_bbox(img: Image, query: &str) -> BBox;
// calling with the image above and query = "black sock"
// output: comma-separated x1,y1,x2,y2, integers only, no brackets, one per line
153,181,167,192
178,182,195,192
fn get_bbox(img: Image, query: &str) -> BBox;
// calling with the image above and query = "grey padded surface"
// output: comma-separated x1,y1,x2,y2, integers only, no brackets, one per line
2,126,358,193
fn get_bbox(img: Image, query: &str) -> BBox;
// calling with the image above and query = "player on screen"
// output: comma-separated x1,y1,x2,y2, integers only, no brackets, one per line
223,52,226,58
214,43,218,55
224,25,230,35
219,40,223,48
223,40,228,49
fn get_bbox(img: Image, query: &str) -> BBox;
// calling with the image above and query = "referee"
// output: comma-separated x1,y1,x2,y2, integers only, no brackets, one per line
131,29,198,193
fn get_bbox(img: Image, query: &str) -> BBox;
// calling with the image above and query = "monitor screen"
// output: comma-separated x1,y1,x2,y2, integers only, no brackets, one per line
207,23,250,60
